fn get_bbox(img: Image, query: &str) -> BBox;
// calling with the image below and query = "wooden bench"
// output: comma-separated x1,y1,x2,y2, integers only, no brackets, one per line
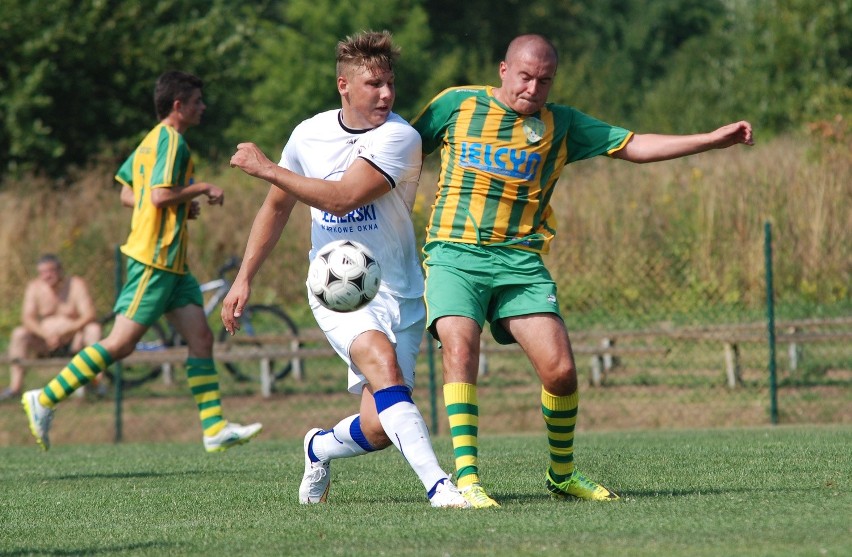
0,342,338,399
474,338,671,387
3,317,846,394
564,317,852,388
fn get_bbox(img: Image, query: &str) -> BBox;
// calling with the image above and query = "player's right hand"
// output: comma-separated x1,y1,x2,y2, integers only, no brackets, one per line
221,284,250,335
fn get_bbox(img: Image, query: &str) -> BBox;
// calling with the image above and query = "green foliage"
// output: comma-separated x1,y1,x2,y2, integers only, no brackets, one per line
1,0,848,179
640,0,852,133
0,0,272,177
228,0,433,154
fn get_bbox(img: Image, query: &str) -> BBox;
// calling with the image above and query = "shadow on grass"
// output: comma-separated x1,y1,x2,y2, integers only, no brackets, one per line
53,470,204,481
0,542,176,556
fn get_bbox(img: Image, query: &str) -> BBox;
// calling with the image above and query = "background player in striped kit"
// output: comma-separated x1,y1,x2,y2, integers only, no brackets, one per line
411,33,753,507
22,71,262,453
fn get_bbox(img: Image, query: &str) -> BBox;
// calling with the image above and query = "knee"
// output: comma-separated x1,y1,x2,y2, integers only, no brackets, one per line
542,368,578,396
539,359,578,395
440,342,480,376
11,326,28,342
9,327,31,355
193,327,214,350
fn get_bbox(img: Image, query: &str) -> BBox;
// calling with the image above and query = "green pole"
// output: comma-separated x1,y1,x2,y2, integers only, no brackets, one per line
427,335,438,434
113,246,123,443
764,222,779,424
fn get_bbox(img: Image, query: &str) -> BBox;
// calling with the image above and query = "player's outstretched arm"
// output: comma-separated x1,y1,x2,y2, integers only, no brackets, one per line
613,120,753,163
230,142,390,216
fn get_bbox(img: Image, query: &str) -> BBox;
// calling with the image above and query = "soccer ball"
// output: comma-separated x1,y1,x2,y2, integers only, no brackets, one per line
308,239,381,312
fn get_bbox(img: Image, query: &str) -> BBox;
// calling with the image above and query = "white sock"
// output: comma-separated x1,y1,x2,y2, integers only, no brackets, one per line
374,386,448,494
310,414,374,462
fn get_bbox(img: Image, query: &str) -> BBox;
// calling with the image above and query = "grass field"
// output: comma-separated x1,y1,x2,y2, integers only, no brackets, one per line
1,425,849,557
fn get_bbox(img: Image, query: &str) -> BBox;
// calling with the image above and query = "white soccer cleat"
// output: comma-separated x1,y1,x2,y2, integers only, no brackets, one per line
299,428,331,504
430,479,471,508
203,421,262,453
22,389,54,451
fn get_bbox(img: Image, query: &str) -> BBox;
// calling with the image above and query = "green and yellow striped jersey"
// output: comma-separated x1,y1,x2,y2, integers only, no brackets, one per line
115,123,194,273
411,86,632,253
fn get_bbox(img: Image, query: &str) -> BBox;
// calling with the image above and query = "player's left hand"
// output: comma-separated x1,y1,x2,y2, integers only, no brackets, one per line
188,200,201,219
712,120,754,148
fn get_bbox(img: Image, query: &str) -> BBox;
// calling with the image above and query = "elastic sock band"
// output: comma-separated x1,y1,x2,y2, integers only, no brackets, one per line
307,430,326,462
350,416,375,452
374,385,412,413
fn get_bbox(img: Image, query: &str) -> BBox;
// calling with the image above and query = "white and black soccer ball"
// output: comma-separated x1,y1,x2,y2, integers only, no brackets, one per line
308,239,381,312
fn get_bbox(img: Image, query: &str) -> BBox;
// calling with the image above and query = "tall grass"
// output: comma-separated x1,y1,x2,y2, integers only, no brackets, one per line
0,133,848,337
546,134,850,326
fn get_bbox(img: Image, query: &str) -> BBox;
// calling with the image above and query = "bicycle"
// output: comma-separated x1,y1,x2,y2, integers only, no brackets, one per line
100,256,301,389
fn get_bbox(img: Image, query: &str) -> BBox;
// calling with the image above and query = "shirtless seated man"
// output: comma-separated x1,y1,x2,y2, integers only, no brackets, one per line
1,254,102,400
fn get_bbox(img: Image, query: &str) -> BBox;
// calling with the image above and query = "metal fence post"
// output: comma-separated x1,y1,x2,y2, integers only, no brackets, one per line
764,222,779,425
113,246,123,443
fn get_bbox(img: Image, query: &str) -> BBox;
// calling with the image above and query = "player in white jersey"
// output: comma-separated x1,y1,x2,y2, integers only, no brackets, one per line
222,31,468,509
285,109,424,301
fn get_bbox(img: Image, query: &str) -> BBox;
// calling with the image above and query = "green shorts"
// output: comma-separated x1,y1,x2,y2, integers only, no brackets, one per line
422,241,562,345
113,258,203,327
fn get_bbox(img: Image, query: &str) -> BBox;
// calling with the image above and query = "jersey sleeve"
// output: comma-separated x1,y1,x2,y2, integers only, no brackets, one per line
115,153,134,188
357,119,422,189
560,106,633,163
279,123,305,174
409,87,464,155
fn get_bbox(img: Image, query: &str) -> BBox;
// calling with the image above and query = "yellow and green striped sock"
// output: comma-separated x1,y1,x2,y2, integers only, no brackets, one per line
186,358,225,437
541,387,579,483
40,344,113,408
444,382,480,489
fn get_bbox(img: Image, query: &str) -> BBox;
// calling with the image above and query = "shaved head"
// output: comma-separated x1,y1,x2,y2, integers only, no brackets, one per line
493,34,558,114
504,34,558,68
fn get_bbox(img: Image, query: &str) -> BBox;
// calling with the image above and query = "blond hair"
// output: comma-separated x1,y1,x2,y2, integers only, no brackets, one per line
336,30,400,77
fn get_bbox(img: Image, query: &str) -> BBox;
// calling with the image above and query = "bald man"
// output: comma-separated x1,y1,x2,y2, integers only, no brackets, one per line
410,33,753,508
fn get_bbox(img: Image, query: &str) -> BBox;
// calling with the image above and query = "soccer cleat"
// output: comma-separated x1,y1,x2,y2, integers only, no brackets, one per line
299,428,330,504
430,479,471,508
460,483,501,508
546,468,620,501
203,421,263,453
22,389,54,451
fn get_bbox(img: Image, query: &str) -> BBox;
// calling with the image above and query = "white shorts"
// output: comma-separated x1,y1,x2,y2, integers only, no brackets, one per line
309,289,426,394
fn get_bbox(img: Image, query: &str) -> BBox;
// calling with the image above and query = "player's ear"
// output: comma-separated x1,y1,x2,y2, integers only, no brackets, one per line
337,75,348,97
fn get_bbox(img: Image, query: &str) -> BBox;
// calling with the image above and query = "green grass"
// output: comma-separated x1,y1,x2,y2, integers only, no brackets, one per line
1,426,849,557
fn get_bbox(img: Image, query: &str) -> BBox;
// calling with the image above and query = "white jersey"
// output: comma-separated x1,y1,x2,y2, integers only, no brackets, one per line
280,110,424,299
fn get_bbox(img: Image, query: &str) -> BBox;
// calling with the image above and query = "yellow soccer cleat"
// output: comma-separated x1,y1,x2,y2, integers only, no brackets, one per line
22,390,54,451
546,469,620,501
460,483,501,508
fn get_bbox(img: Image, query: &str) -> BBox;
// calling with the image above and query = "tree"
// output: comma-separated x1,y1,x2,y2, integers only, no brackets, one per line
225,0,433,155
640,0,852,134
0,0,270,179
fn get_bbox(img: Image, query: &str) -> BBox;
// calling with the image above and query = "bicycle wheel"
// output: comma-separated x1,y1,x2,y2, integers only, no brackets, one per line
99,313,171,389
218,304,300,384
